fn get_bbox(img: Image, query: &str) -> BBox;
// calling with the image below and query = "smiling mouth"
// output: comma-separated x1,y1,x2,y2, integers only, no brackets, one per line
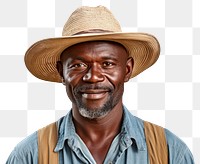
81,90,109,100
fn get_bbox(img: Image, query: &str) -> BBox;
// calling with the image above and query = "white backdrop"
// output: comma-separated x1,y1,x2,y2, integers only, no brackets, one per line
0,0,200,163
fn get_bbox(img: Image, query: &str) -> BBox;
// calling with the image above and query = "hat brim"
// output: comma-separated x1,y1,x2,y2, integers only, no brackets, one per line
25,32,160,83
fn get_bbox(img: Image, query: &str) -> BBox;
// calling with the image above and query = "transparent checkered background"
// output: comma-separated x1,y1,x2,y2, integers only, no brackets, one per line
0,0,200,163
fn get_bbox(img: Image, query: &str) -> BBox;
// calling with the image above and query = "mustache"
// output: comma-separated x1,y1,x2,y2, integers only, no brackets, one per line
74,84,113,93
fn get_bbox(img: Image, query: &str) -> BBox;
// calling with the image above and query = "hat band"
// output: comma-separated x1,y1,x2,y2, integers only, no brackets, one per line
72,29,114,36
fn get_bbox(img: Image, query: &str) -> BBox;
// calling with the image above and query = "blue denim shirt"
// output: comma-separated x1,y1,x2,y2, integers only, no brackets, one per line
6,106,194,164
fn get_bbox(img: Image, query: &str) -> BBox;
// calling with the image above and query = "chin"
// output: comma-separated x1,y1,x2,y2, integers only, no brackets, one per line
78,106,112,119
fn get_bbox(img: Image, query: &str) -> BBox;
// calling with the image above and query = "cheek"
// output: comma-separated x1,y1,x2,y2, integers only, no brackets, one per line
109,76,125,103
63,69,82,85
105,71,125,98
106,66,127,96
63,72,83,101
106,67,127,84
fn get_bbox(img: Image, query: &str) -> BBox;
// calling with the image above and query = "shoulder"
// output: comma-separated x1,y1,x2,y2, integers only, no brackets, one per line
123,107,194,163
12,131,38,156
6,115,68,164
6,131,38,163
164,129,194,163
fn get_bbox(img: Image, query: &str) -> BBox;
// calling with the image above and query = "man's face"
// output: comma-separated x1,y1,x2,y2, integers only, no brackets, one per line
59,41,133,119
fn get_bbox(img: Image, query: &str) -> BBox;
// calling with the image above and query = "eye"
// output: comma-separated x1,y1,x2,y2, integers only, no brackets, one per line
70,63,87,69
102,61,115,68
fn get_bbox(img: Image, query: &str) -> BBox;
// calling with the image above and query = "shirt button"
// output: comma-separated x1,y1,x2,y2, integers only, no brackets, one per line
108,161,113,164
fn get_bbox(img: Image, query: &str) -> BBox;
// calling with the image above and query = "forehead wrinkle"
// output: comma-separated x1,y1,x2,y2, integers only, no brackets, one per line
60,41,129,63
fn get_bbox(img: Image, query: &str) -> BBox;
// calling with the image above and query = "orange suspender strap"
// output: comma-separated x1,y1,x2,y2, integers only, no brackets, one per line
144,121,168,164
38,122,59,164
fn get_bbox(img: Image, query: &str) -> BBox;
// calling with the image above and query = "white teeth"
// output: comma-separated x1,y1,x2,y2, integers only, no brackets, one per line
82,93,88,98
82,93,96,98
81,92,106,99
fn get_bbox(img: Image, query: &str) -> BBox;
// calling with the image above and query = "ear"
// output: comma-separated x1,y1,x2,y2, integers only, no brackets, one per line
56,61,65,84
124,57,134,82
56,61,63,77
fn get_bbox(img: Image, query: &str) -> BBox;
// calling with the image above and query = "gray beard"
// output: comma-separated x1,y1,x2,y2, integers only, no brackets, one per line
78,102,113,119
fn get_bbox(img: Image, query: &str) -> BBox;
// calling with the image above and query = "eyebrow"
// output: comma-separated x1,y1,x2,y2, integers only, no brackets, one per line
70,54,119,61
100,56,119,62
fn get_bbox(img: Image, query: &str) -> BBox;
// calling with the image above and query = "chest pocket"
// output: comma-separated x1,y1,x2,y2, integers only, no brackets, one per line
38,121,168,164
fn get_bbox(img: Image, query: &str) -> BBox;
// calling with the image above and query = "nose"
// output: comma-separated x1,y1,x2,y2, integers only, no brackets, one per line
83,64,104,83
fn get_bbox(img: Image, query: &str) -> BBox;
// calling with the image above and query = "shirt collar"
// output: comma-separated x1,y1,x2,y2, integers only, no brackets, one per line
55,106,146,152
54,110,76,152
121,106,146,151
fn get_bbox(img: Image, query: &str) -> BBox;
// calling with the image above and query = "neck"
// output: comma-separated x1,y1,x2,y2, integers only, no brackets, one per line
72,103,124,142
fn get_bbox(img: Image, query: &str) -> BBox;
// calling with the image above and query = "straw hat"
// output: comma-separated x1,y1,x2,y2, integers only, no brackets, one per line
25,6,160,83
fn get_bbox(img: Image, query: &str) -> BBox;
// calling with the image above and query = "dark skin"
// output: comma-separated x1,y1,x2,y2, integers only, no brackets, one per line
57,41,134,164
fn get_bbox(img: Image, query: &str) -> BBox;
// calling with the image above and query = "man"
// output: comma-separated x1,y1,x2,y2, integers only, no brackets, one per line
7,6,194,164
